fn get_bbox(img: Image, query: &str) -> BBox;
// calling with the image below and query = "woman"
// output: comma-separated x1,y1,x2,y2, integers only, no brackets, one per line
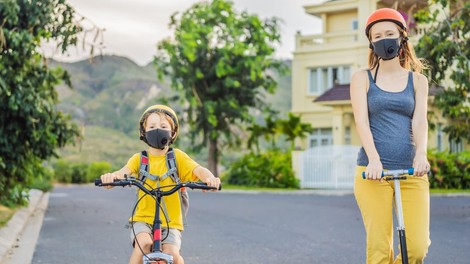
350,8,431,264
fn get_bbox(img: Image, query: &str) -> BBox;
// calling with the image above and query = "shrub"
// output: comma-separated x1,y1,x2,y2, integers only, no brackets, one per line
225,150,299,188
29,162,55,192
86,161,111,182
71,163,89,184
53,160,73,183
53,160,111,184
428,150,470,189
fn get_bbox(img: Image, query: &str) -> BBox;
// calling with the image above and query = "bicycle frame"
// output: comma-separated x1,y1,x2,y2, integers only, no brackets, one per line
96,177,217,264
142,181,173,264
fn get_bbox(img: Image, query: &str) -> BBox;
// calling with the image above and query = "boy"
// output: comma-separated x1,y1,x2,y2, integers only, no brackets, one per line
100,104,220,264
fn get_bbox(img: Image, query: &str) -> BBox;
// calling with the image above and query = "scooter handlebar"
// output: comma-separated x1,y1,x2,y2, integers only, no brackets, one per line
362,168,415,179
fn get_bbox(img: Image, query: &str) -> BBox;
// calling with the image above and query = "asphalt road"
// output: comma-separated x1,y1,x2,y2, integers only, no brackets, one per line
30,185,470,264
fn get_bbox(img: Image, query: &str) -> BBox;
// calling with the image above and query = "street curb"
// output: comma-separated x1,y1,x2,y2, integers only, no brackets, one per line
0,190,46,264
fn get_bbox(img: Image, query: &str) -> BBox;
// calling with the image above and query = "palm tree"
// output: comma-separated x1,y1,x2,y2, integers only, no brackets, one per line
278,113,313,150
247,113,313,151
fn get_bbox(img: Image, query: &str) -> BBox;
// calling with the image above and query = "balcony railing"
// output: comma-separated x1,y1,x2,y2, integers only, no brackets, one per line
295,30,360,52
295,26,427,53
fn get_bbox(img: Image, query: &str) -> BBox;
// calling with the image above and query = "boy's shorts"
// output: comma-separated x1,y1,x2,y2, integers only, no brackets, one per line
129,222,182,249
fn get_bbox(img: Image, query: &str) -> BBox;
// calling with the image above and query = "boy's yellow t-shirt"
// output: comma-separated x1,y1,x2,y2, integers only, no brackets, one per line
126,148,199,230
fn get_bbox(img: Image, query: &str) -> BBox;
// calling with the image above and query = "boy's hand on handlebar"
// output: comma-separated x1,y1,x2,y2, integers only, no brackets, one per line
203,177,221,192
100,173,119,189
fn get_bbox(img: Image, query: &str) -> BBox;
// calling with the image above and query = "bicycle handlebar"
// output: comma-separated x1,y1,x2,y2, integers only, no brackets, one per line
361,168,415,180
95,177,220,196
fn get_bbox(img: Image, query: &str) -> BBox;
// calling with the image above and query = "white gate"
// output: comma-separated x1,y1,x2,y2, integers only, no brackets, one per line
299,145,360,189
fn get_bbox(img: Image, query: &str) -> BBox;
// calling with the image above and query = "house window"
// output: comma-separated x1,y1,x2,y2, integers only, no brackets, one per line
308,69,319,94
351,19,358,30
345,127,351,145
308,65,351,95
450,139,463,153
437,123,443,151
352,19,358,41
308,128,333,148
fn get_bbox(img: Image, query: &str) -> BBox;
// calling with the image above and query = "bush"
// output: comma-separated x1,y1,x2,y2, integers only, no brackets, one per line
71,163,89,184
225,150,299,188
428,150,470,189
52,160,112,184
87,161,111,182
53,160,73,183
29,162,55,192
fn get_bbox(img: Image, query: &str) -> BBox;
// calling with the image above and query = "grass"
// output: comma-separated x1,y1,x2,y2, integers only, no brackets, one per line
0,205,16,228
56,125,145,169
430,188,470,194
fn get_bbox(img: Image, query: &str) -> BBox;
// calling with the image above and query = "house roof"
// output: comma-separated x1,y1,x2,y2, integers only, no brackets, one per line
313,83,445,105
314,84,350,104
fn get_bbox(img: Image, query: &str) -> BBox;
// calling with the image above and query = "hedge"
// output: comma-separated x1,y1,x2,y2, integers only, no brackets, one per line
427,150,470,189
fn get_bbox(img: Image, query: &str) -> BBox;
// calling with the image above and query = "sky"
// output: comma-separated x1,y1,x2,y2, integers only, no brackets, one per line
43,0,323,66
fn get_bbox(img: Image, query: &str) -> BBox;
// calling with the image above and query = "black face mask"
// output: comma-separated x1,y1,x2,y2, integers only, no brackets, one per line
371,38,401,60
145,129,172,149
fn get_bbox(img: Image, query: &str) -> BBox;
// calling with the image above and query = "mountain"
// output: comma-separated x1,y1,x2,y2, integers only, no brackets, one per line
52,56,174,136
52,55,292,168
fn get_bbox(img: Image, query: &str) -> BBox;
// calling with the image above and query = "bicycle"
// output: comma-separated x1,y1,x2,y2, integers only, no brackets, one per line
362,168,421,264
95,176,219,264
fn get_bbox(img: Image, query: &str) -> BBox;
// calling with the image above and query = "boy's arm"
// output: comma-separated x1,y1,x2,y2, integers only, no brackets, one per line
193,166,220,190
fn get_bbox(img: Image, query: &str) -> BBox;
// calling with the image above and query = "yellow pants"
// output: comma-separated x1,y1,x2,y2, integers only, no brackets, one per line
354,166,431,264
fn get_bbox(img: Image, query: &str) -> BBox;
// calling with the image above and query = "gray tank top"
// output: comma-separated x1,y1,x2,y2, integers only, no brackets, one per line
357,70,416,169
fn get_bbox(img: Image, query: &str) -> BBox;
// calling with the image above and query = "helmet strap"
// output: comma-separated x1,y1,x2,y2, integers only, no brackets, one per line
373,62,380,83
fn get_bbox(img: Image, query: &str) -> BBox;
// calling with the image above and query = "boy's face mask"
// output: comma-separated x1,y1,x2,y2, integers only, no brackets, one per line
371,37,401,60
145,129,172,149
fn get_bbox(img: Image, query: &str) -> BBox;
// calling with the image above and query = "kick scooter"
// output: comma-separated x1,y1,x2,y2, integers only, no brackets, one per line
96,176,219,264
362,168,416,264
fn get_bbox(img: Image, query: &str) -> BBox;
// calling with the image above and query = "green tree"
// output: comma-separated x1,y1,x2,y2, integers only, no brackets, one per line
0,0,81,206
415,0,469,143
154,0,286,176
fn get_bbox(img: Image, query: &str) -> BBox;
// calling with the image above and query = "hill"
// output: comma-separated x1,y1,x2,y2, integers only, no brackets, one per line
52,55,173,136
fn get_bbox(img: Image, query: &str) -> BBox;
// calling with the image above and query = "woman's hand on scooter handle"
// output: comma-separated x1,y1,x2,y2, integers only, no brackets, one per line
413,153,430,177
364,158,384,181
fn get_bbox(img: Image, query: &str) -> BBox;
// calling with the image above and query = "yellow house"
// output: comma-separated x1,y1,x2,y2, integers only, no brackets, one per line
291,0,467,152
290,0,468,187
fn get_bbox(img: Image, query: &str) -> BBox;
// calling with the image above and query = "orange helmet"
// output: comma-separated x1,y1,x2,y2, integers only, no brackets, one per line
365,8,407,37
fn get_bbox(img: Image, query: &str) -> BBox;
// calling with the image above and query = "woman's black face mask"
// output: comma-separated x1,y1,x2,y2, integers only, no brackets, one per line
371,37,401,60
145,129,172,149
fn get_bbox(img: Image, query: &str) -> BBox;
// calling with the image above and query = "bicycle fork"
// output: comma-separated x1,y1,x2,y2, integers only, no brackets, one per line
144,194,173,264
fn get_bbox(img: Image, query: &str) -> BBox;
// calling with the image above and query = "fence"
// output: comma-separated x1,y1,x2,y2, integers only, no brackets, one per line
295,145,360,189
